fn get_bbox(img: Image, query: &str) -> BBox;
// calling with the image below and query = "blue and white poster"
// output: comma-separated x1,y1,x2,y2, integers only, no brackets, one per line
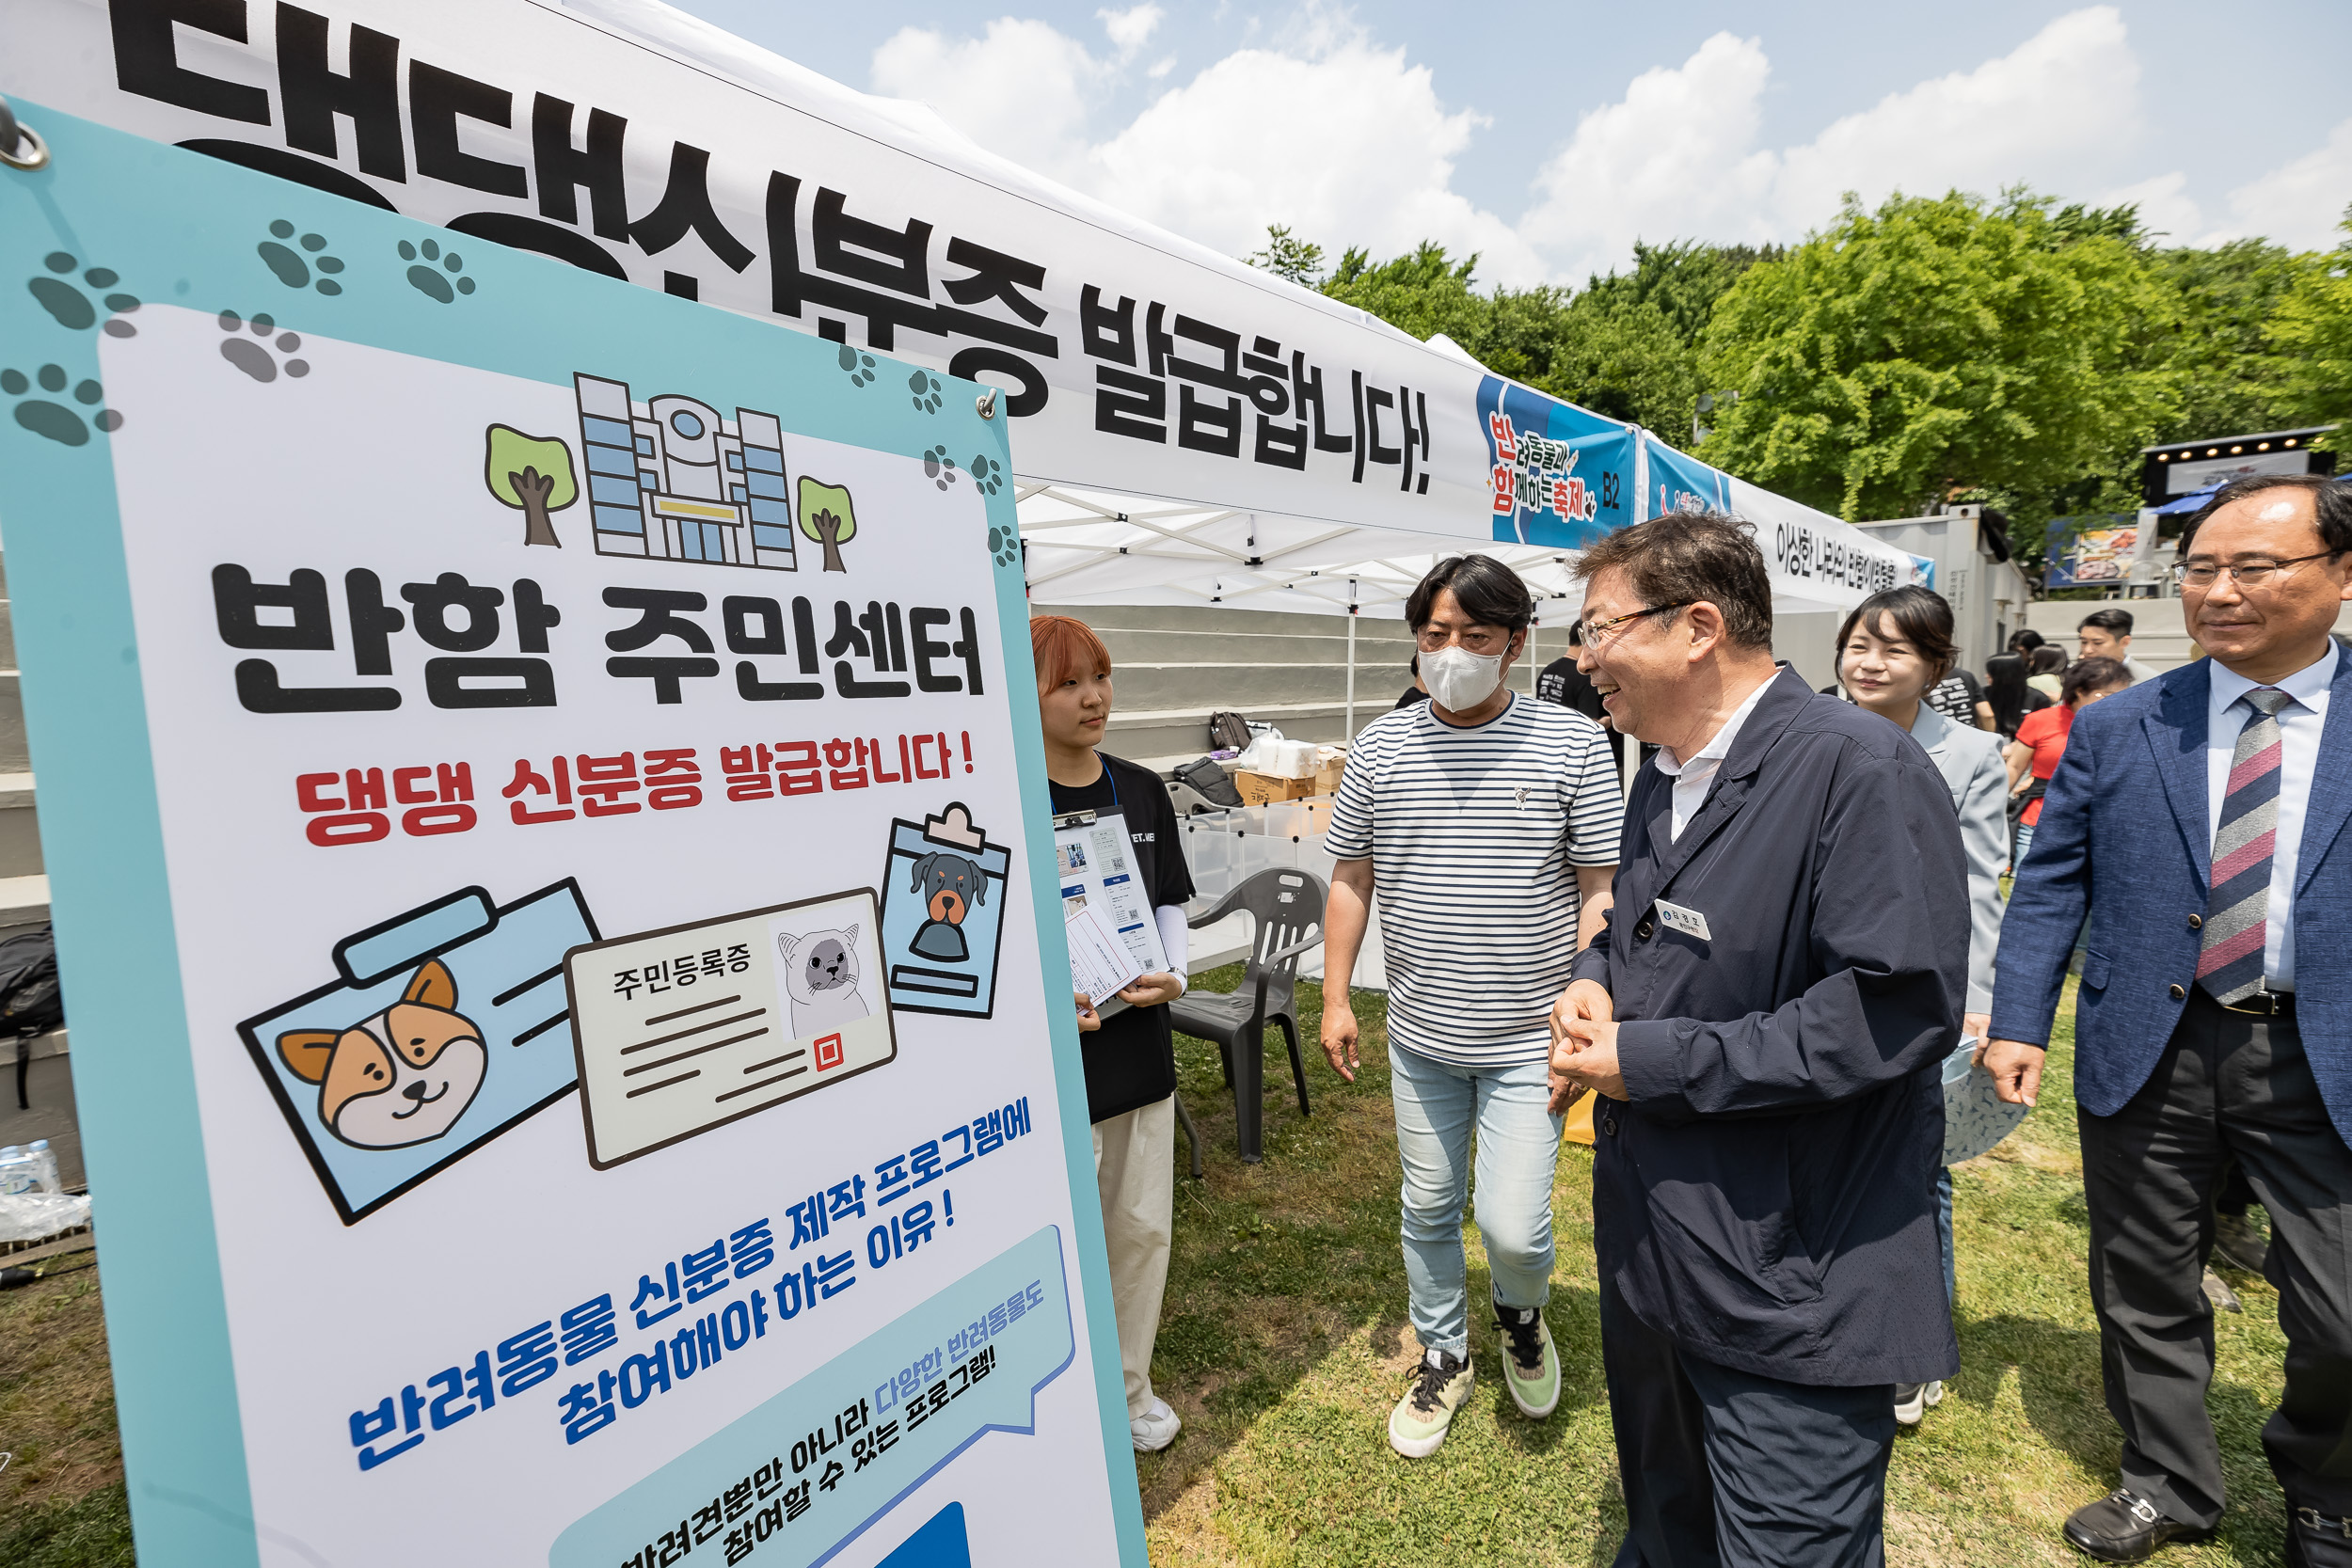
0,106,1144,1568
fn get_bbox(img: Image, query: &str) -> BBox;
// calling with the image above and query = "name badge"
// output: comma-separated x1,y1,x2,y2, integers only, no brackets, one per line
1653,898,1711,942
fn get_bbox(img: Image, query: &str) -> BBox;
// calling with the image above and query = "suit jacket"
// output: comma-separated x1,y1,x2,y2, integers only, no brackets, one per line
1909,705,2009,1015
1572,668,1967,1385
1989,656,2352,1143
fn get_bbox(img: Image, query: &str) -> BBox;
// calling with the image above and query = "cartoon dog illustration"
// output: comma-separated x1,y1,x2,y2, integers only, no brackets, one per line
777,926,869,1037
276,959,487,1150
907,851,988,963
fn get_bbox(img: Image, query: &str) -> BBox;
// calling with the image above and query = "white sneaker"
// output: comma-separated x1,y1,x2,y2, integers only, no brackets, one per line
1131,1396,1181,1452
1893,1380,1945,1426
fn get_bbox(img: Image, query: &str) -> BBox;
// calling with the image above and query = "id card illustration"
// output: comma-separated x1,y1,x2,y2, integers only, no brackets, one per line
236,881,599,1224
565,890,896,1167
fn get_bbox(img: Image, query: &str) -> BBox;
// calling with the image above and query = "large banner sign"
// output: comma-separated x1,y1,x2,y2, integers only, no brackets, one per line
0,109,1143,1567
11,0,1545,541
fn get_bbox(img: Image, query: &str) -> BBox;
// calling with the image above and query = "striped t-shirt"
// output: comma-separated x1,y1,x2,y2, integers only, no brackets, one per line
1325,691,1624,1068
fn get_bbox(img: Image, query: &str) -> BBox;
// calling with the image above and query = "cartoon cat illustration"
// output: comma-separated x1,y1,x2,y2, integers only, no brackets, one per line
777,926,870,1037
276,959,486,1150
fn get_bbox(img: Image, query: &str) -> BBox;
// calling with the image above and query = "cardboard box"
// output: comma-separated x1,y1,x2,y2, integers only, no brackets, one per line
1313,755,1345,796
1234,769,1319,805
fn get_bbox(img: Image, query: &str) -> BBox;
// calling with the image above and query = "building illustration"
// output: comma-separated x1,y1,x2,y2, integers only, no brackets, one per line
574,373,797,570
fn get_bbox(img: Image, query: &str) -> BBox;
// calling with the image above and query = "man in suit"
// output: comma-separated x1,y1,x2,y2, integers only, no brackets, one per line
1986,473,2352,1566
1551,513,1967,1567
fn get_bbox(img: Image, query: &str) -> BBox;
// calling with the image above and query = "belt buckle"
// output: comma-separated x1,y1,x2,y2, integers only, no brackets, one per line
2225,990,2288,1017
2296,1506,2352,1538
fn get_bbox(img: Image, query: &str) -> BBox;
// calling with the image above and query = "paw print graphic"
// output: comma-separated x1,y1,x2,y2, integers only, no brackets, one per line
216,310,310,384
909,370,943,415
922,445,960,490
985,522,1021,570
258,220,346,295
967,453,1005,496
4,364,122,447
398,237,475,303
27,252,139,338
837,343,878,388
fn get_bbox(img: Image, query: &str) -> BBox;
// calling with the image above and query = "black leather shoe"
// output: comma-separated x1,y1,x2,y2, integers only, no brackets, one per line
2212,1210,2270,1275
2062,1489,2212,1562
2290,1506,2352,1568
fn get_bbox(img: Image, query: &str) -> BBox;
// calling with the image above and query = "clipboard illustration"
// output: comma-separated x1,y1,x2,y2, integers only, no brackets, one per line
880,802,1012,1017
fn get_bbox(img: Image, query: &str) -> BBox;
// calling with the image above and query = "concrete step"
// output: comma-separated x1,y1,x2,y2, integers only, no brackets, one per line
1084,625,1419,664
0,771,39,879
0,874,50,927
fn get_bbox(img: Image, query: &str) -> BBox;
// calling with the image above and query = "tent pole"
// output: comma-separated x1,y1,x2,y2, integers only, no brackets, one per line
1344,583,1358,742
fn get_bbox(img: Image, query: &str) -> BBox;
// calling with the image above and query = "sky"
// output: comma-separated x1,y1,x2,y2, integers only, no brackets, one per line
665,0,2352,289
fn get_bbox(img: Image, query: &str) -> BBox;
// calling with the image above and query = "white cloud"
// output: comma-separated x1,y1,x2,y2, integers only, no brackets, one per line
1774,8,2141,226
2221,118,2352,250
870,4,2340,299
2096,170,2202,245
1518,34,1782,275
869,18,1112,188
1521,8,2144,280
871,11,1544,283
1097,4,1162,62
1089,37,1545,282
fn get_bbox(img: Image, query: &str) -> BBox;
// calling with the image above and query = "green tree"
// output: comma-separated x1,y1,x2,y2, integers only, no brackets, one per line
1697,190,2177,523
1537,243,1778,436
484,425,577,547
2150,238,2304,441
797,477,857,572
1244,224,1327,288
2268,213,2352,446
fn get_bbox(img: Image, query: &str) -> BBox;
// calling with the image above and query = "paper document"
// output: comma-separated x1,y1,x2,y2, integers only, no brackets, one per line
1051,808,1171,980
1065,902,1145,1005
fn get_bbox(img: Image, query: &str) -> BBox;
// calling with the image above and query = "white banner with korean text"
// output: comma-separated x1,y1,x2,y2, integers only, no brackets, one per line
9,0,1650,548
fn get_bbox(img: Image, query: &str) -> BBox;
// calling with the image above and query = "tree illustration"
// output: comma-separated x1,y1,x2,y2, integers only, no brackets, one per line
485,425,579,547
798,477,858,573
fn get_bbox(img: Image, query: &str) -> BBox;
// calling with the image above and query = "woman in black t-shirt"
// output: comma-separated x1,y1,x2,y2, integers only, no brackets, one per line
1031,614,1194,1455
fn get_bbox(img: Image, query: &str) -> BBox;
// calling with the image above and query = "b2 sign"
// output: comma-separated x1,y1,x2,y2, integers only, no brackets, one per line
0,109,1142,1568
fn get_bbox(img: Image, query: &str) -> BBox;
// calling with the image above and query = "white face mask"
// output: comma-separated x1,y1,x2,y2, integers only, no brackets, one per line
1422,643,1505,711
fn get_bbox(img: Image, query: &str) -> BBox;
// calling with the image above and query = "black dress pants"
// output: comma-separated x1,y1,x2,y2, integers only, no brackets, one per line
2077,990,2352,1528
1601,1275,1896,1568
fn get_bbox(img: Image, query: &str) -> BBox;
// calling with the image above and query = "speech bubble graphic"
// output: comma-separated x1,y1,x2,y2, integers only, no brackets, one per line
550,1227,1074,1568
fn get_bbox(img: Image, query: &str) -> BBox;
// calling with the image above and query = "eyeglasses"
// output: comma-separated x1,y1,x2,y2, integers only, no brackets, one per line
1576,601,1693,647
2171,550,2341,589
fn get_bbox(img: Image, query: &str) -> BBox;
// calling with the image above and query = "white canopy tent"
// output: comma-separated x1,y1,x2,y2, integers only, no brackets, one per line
1016,421,1933,743
22,0,1926,647
20,0,1930,761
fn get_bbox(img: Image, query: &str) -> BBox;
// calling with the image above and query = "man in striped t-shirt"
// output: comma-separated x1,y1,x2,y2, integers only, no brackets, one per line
1321,555,1623,1458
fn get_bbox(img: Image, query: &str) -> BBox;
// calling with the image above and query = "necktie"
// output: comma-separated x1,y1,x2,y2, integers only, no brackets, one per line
2198,686,2294,1004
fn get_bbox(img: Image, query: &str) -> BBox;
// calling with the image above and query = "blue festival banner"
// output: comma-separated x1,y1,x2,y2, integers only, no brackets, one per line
1477,376,1635,548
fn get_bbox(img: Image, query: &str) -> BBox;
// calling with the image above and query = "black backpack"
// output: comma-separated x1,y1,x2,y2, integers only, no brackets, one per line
1206,710,1251,752
0,925,63,1038
1171,756,1245,810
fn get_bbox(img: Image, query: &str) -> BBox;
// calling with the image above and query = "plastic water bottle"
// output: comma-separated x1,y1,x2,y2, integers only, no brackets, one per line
26,1139,58,1194
0,1144,37,1196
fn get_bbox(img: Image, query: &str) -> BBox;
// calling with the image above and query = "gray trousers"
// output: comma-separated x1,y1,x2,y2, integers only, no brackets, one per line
2077,990,2352,1527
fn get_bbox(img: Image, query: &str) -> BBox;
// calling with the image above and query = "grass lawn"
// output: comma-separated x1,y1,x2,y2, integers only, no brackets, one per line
0,975,2291,1566
1141,971,2291,1567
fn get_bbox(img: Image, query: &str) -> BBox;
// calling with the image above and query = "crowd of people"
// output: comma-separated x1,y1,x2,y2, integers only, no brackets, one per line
1033,471,2351,1568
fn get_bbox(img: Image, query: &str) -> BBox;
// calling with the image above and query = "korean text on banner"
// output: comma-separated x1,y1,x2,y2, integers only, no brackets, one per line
0,107,1144,1567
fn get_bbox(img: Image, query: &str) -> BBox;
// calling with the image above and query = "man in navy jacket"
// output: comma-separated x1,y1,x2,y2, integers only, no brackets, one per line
1551,513,1966,1568
1987,474,2352,1567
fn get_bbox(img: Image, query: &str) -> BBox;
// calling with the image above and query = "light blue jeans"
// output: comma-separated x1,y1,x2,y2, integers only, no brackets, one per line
1389,1040,1564,1358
